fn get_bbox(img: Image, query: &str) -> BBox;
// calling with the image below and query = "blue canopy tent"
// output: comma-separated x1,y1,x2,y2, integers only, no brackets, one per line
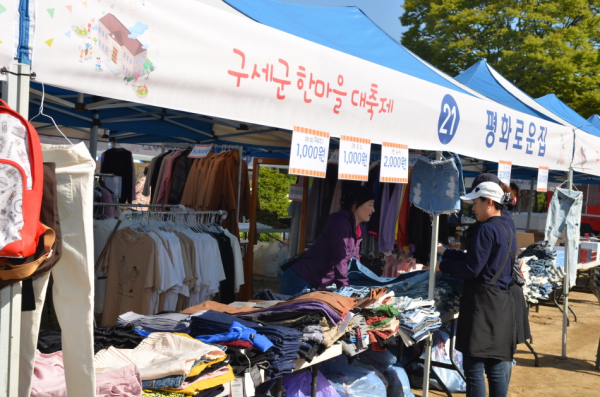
536,94,600,137
588,114,600,130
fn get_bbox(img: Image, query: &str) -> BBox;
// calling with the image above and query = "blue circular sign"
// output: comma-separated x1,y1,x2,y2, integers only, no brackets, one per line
437,94,460,145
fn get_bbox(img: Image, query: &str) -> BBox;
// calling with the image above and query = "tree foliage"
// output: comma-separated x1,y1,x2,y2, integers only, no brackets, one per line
400,0,600,118
257,167,296,218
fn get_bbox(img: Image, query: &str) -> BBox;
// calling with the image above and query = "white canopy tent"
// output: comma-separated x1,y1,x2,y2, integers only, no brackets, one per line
0,0,589,395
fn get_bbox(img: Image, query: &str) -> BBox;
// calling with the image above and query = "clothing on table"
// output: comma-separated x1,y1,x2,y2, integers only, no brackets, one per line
31,351,142,397
20,142,96,397
95,332,226,381
117,311,192,334
37,323,145,354
409,154,461,216
195,321,274,352
545,187,583,288
291,209,365,289
101,147,136,203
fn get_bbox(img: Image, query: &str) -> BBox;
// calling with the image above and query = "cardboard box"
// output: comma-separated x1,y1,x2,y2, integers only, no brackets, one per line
517,232,535,252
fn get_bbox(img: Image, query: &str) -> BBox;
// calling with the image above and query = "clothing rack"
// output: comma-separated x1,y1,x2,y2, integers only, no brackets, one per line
94,207,228,273
210,144,244,222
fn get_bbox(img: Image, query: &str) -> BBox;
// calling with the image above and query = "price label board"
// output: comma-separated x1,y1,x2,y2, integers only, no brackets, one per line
380,142,408,183
338,135,371,181
498,160,512,185
288,184,303,201
189,144,213,158
289,126,330,178
537,166,549,192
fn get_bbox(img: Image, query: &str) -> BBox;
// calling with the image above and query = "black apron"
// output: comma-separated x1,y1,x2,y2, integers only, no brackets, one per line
456,220,516,361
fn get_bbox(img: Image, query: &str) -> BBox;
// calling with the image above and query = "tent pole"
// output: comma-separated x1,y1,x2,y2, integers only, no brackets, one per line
526,176,535,230
0,63,29,397
89,110,99,159
562,167,573,359
422,151,442,397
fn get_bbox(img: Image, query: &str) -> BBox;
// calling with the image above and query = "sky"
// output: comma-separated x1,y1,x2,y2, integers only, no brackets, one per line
276,0,407,42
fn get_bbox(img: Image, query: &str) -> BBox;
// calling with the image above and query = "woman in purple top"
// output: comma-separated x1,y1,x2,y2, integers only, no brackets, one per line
279,185,375,295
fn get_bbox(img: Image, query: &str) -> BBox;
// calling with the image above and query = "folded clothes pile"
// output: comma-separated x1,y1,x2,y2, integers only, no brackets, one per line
117,311,192,334
95,332,233,396
37,324,145,354
393,297,441,346
520,249,563,303
191,310,303,379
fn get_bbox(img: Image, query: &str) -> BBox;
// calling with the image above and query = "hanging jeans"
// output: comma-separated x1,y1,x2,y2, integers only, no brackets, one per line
20,142,96,397
545,188,582,288
378,183,403,252
409,155,460,216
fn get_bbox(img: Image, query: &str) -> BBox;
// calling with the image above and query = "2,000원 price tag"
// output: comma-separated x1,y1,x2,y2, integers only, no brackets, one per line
289,126,330,178
498,160,512,185
338,135,371,181
380,142,408,183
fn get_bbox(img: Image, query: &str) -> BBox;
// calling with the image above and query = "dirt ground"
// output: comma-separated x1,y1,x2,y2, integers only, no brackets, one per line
253,276,600,396
414,290,600,396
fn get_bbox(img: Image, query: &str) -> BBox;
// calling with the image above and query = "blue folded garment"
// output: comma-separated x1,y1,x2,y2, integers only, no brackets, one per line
196,321,274,352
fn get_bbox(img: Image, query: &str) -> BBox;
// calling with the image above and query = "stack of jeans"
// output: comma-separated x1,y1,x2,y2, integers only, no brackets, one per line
190,311,302,379
521,250,563,304
394,297,441,345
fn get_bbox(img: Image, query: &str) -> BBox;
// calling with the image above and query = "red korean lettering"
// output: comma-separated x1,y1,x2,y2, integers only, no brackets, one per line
366,84,379,120
327,75,347,114
297,66,312,103
251,64,260,79
262,63,272,82
386,100,394,113
351,90,360,106
273,59,292,100
309,73,325,98
379,98,387,113
227,48,249,87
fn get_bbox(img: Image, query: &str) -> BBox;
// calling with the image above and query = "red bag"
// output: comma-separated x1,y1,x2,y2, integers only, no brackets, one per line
0,99,45,258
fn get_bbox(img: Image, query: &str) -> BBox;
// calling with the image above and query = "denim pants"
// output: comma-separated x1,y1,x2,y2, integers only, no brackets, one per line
19,143,96,397
279,267,312,295
142,374,186,389
463,355,508,397
409,155,460,216
545,188,583,288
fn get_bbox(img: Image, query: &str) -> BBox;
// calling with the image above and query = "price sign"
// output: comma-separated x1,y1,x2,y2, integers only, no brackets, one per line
338,135,371,181
498,160,512,185
409,151,422,169
289,184,303,201
380,142,408,183
289,126,330,178
188,144,212,158
537,166,549,192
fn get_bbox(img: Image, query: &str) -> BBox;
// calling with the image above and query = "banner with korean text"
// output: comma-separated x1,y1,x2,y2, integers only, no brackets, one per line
0,0,16,81
573,131,600,177
31,0,573,171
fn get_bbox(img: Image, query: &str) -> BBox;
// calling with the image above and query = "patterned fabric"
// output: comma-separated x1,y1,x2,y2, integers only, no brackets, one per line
0,114,29,251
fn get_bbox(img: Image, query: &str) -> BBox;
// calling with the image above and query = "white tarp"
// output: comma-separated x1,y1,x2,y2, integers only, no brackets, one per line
31,0,573,170
0,0,17,81
573,131,600,177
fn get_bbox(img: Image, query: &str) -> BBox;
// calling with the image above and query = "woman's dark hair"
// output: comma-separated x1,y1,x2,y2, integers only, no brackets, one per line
509,181,520,198
340,185,376,211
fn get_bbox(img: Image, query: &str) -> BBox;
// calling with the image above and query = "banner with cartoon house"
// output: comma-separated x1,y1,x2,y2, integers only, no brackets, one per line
0,0,17,81
30,0,573,172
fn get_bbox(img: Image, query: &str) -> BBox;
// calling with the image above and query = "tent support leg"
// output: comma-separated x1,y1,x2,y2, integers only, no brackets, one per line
422,152,442,397
0,63,30,397
562,167,573,359
89,110,99,159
